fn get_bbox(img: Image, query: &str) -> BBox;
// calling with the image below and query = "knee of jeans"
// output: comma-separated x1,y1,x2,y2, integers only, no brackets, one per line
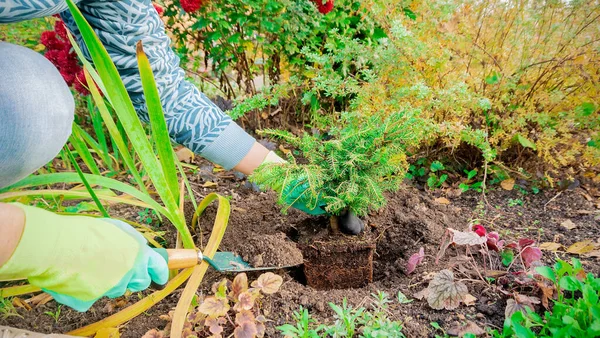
0,42,74,188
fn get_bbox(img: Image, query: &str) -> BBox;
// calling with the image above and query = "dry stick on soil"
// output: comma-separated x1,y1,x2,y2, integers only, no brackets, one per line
544,191,562,211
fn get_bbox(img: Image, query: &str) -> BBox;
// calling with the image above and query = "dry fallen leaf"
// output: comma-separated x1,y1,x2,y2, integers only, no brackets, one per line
12,297,31,311
434,197,450,205
175,147,194,163
566,240,596,255
426,269,469,310
450,229,487,246
583,250,600,258
560,219,577,230
202,181,218,188
26,293,53,307
539,242,564,252
412,288,429,300
501,178,515,191
279,144,291,155
463,294,477,306
505,298,533,318
537,282,555,309
446,320,485,337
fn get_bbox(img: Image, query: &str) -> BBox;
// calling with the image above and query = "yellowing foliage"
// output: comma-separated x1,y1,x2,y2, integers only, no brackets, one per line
356,0,599,177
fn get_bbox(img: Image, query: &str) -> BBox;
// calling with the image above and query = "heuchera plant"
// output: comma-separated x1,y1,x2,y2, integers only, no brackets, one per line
144,272,283,338
250,111,429,217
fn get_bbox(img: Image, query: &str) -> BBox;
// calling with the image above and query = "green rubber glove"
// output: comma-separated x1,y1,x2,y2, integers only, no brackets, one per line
0,203,168,312
262,151,327,216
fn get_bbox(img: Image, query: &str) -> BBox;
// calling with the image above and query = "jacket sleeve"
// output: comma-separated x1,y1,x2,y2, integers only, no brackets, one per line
60,0,256,169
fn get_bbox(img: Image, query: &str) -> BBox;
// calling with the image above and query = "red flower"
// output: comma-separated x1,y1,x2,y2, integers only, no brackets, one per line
40,31,64,50
180,0,202,13
54,20,68,40
153,3,164,15
74,69,90,96
311,0,334,14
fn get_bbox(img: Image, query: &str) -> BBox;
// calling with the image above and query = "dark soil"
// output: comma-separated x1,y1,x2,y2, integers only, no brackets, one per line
1,158,598,337
236,232,304,268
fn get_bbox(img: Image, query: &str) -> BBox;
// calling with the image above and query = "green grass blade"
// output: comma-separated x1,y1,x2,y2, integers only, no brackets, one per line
66,0,190,247
83,69,147,193
73,123,112,170
88,96,114,170
136,41,180,204
177,160,198,211
65,0,182,221
65,147,109,217
66,31,109,100
69,124,101,175
0,173,171,219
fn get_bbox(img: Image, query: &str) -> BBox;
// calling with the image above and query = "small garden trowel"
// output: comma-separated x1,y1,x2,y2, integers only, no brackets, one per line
155,249,299,272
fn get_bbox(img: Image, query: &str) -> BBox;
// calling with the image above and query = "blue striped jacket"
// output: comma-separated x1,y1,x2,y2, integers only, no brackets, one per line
0,0,256,169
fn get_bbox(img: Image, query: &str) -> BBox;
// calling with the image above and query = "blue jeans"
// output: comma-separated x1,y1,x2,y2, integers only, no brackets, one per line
0,42,74,189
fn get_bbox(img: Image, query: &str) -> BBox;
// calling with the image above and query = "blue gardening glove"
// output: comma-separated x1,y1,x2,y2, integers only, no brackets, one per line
261,151,328,216
282,178,328,216
0,204,169,312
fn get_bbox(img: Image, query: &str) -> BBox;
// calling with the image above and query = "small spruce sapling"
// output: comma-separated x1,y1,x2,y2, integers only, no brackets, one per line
250,111,429,229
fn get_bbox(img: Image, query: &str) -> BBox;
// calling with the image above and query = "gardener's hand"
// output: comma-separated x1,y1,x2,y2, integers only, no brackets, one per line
0,203,168,312
261,151,327,216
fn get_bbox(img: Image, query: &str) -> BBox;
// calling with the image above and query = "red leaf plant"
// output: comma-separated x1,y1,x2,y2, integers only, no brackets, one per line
40,20,89,95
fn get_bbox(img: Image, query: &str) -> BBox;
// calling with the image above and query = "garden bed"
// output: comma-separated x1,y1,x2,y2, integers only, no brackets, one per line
1,159,598,337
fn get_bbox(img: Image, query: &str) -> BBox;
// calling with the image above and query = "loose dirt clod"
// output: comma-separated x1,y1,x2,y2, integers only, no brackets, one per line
235,233,304,268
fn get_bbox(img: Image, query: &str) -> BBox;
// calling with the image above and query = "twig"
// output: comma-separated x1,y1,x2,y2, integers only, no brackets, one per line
544,191,562,211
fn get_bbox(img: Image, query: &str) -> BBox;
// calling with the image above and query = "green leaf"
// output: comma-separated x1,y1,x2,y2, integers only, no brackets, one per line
136,42,180,204
459,183,470,192
536,266,556,283
439,174,448,185
501,249,514,267
0,173,170,219
575,102,596,117
65,0,190,247
516,134,537,150
430,161,445,172
69,124,101,175
82,69,148,194
397,291,413,304
427,175,437,188
485,72,500,85
467,169,477,180
583,284,599,306
65,148,109,218
510,318,536,338
403,7,417,20
559,276,582,291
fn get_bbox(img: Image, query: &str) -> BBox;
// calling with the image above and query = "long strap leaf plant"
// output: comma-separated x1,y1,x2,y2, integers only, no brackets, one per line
0,0,230,336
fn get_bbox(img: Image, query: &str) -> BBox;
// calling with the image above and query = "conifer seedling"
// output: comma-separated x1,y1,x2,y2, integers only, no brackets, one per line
250,111,429,231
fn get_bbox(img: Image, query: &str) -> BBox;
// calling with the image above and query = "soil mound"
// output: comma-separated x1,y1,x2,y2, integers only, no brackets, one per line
235,232,304,268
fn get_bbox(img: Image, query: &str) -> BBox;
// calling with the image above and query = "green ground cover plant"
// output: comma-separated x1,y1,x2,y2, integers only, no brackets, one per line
493,258,600,338
278,293,405,337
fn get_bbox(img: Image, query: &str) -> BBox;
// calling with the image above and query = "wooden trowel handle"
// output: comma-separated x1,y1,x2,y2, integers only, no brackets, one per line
166,249,201,269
